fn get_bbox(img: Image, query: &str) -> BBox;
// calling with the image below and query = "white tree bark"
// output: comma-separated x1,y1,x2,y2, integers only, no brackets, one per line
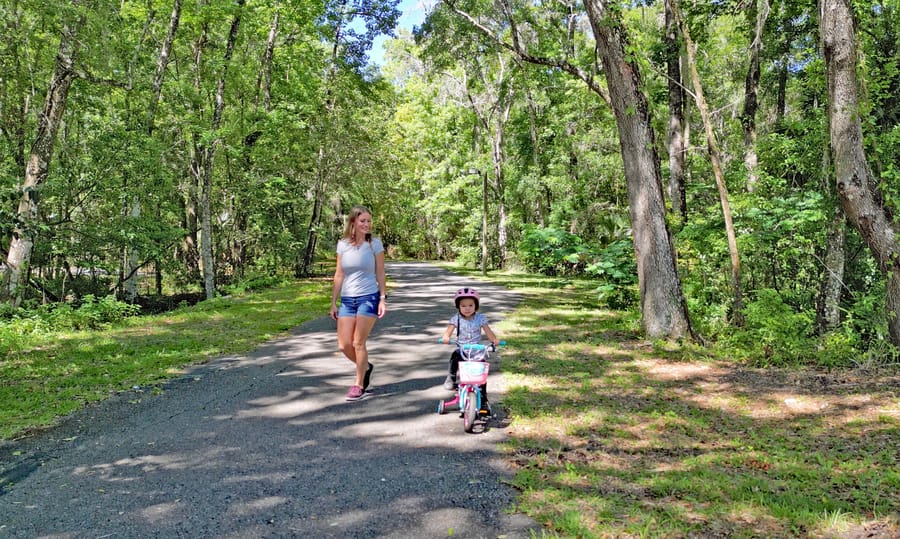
2,12,83,306
125,0,183,302
200,0,245,299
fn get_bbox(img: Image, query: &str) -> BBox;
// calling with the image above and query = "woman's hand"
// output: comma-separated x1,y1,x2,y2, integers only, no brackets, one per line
330,303,338,321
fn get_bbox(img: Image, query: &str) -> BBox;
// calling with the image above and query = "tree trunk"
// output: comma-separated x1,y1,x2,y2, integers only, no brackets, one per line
123,194,141,301
124,0,183,303
1,11,83,306
183,3,208,285
147,0,182,130
821,0,900,344
775,6,795,129
664,0,686,222
300,3,347,277
524,88,550,226
490,99,511,267
816,41,844,335
256,10,279,113
741,0,769,193
817,203,845,333
199,0,245,299
583,0,693,340
300,161,326,277
674,0,744,325
481,170,488,275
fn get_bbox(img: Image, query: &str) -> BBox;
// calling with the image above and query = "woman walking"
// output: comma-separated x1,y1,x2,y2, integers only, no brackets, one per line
330,205,387,400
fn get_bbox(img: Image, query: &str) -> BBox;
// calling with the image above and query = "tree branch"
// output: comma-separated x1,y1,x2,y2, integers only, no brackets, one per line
446,0,610,105
75,69,131,89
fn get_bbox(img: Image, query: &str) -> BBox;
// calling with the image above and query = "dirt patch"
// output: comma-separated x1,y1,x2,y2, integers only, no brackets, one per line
634,358,900,424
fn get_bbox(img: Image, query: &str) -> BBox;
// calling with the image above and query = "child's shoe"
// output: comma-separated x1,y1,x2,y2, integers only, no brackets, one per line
443,374,457,391
479,396,491,416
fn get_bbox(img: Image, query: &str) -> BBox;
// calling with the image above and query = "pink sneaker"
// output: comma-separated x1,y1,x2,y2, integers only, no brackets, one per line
345,385,364,401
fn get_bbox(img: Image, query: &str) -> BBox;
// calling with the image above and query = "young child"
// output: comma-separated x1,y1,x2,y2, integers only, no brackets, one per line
438,287,500,413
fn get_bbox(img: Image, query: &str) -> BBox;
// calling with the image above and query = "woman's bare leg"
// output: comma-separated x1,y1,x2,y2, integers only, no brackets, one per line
350,315,377,386
337,317,358,363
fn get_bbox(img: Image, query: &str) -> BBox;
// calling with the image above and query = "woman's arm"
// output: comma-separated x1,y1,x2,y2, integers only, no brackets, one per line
375,250,387,318
330,254,344,320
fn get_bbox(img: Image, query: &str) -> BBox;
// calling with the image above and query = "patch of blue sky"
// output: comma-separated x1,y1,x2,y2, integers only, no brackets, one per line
369,0,431,66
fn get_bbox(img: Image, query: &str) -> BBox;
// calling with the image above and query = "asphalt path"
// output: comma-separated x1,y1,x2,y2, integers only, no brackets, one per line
0,262,541,538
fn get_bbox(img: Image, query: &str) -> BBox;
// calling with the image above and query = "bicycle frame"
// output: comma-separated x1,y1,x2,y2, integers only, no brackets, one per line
437,343,492,432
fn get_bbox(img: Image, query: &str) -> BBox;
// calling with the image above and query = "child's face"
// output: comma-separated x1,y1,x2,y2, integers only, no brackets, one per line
458,298,477,317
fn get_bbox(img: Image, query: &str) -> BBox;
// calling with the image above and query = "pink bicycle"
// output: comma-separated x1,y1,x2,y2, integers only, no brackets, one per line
436,342,498,432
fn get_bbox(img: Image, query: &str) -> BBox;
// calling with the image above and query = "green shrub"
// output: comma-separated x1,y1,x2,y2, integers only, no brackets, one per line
517,227,638,308
816,329,861,369
43,295,141,331
586,238,638,309
518,226,589,276
729,288,815,366
221,274,292,295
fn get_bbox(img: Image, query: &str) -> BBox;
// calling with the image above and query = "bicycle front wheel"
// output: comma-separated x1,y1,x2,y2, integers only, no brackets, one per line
463,390,478,432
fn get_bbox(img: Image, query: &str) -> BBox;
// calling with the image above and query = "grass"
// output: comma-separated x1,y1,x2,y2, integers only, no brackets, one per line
3,265,899,538
0,278,331,440
448,265,900,539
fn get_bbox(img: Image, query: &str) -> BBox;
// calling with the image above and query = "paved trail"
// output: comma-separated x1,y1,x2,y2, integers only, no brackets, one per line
0,262,540,538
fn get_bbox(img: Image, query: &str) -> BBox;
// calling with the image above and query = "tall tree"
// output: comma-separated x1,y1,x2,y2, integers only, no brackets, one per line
741,0,769,193
199,0,245,299
440,0,693,339
816,13,844,335
123,0,184,302
672,0,744,325
664,0,687,222
299,0,401,276
583,0,693,339
821,0,900,345
1,6,85,306
456,52,515,270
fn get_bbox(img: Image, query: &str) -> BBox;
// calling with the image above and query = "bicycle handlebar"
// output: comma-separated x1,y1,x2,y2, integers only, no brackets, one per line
437,339,506,349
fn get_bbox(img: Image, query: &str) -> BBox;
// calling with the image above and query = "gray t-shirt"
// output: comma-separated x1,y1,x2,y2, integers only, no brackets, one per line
449,312,490,344
337,237,384,298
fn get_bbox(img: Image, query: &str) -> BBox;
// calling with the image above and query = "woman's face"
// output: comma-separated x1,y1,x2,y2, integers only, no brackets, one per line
354,212,372,236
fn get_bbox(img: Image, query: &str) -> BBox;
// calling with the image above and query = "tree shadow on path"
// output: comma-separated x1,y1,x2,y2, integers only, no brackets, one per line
0,262,540,539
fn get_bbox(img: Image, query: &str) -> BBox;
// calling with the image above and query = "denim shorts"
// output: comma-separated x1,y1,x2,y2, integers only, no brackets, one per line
337,291,381,318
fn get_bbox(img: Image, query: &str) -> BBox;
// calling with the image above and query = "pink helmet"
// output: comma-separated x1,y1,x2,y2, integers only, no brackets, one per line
454,287,480,310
